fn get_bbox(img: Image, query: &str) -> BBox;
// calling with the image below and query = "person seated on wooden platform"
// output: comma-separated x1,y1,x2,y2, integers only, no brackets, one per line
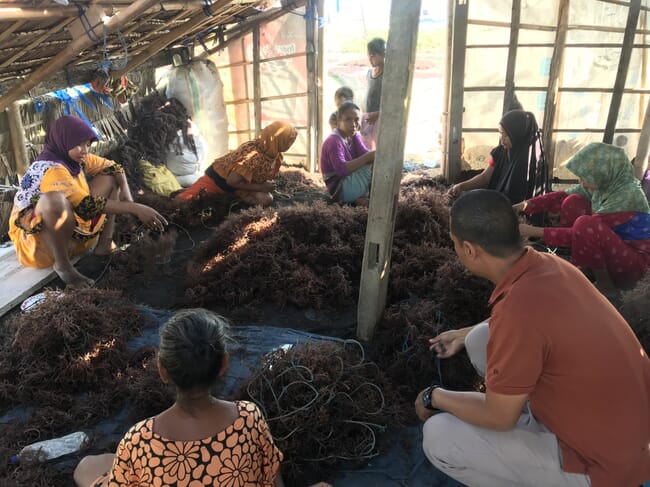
416,189,650,487
320,101,375,206
8,115,166,288
176,121,297,207
516,142,650,293
448,109,547,204
74,308,333,487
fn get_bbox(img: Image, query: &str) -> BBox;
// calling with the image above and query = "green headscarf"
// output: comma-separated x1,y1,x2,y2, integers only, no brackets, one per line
564,142,650,214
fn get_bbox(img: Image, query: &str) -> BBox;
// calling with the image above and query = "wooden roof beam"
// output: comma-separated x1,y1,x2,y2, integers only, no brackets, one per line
0,0,161,112
113,0,257,77
0,18,76,69
0,1,215,21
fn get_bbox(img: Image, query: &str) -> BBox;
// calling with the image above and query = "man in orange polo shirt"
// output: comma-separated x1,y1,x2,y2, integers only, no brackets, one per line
415,189,650,487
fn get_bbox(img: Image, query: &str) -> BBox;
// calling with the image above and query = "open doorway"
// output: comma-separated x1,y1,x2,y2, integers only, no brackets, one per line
322,0,448,166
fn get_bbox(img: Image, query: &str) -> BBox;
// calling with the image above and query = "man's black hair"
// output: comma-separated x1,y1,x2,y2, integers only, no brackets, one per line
450,189,523,258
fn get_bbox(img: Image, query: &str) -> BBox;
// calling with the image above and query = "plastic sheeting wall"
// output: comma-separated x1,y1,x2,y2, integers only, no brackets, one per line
459,0,649,179
216,9,309,167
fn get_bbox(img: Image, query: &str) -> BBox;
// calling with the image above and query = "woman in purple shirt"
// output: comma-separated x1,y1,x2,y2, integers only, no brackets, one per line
320,101,375,204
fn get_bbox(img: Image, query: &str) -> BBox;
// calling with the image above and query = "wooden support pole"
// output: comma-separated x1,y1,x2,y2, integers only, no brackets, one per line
440,0,454,180
7,102,29,176
315,0,325,171
634,98,650,179
503,0,521,115
542,0,569,180
112,0,232,77
443,0,469,185
305,0,319,173
252,25,262,137
0,0,160,112
603,0,642,144
356,0,421,341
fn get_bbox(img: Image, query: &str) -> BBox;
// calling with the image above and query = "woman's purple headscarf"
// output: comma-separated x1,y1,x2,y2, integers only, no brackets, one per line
35,116,98,176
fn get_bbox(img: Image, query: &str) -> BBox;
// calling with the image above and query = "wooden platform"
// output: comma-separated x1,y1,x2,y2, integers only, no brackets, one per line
0,242,59,318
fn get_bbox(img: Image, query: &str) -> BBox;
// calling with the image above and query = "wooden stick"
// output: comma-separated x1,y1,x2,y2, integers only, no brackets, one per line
503,0,521,115
112,0,246,77
0,0,160,112
357,0,421,341
305,0,319,173
0,1,214,20
634,98,650,179
0,18,76,69
252,24,262,137
444,0,469,184
7,102,29,176
603,0,641,144
542,0,569,180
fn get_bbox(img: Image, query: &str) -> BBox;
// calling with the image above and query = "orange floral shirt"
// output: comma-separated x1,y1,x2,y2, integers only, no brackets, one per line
95,401,283,487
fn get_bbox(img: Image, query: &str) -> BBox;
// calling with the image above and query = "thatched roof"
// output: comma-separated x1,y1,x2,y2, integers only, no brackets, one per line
0,0,286,108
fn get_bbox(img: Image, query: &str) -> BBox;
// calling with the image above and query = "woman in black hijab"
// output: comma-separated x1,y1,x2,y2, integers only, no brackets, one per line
449,110,548,204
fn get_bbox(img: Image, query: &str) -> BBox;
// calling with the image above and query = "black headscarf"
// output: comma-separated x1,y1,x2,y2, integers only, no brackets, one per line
488,110,549,203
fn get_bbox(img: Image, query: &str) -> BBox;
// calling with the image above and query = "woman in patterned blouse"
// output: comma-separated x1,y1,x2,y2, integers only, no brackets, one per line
8,116,166,288
74,308,286,487
177,121,297,207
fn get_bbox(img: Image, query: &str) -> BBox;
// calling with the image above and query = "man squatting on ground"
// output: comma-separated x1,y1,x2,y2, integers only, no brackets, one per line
416,190,650,487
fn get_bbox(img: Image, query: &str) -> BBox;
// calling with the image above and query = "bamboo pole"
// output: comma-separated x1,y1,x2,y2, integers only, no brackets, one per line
503,0,521,115
76,11,188,63
0,0,160,112
112,0,235,77
305,0,319,173
444,0,469,184
7,102,29,176
316,0,325,172
542,0,569,180
252,24,262,137
0,18,76,69
603,0,641,144
0,1,214,20
634,98,650,179
356,0,421,341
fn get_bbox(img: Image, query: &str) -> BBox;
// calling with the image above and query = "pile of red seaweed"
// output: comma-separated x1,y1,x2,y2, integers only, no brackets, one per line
0,289,169,486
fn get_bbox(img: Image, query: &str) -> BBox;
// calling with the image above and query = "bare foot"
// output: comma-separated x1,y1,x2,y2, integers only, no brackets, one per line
93,240,118,256
54,265,95,288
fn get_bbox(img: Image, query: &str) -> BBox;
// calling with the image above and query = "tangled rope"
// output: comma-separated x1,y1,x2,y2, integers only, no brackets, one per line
242,340,389,483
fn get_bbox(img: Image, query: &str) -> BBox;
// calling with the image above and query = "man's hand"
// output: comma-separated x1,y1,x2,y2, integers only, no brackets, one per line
414,388,438,422
429,329,467,358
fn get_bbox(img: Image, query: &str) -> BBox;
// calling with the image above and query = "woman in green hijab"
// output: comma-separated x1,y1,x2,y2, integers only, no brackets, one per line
515,142,650,291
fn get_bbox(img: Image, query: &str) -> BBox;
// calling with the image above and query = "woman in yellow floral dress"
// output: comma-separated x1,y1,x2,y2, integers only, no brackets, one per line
74,309,285,487
8,115,166,287
177,121,297,207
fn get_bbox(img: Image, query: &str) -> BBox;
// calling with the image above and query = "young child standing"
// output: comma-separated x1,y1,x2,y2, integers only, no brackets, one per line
329,86,354,131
